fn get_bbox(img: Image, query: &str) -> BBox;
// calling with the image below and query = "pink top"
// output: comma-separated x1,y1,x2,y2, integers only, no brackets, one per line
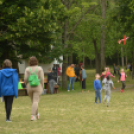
58,67,61,76
101,71,114,78
120,72,126,81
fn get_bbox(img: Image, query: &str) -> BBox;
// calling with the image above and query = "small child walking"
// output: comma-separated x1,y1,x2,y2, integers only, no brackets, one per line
94,74,102,103
119,69,127,93
102,75,115,107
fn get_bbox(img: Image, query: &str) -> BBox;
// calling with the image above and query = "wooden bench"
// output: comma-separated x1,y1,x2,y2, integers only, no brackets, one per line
18,79,49,96
18,88,27,96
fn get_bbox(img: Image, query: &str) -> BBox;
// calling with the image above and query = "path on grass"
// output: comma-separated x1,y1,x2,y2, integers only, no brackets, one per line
112,84,134,92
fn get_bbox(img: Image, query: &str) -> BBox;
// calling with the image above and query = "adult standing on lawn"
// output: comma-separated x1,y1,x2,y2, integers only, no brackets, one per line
52,64,58,83
81,65,87,92
24,56,44,121
66,64,76,91
113,63,116,76
0,59,18,122
47,68,56,94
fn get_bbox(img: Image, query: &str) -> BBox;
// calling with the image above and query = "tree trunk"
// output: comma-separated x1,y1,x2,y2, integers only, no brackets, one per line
117,52,120,65
121,46,124,68
83,56,85,67
62,19,69,89
90,59,93,68
100,0,106,70
125,48,127,67
93,39,101,73
126,56,127,67
68,53,73,65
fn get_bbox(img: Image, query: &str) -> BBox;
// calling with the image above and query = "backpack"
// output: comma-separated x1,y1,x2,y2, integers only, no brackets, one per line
28,66,40,87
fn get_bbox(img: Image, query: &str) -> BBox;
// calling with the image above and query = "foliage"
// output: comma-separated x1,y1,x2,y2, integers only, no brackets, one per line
0,70,134,134
0,0,66,63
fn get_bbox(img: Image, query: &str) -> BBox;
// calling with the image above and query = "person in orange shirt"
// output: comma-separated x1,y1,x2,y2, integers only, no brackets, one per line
66,64,76,91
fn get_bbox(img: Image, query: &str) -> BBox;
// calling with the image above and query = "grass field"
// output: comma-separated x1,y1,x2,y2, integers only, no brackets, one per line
0,69,134,134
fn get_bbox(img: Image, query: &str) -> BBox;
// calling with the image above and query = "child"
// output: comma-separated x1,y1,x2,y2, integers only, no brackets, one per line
102,75,115,107
119,69,127,93
94,74,102,103
101,67,115,78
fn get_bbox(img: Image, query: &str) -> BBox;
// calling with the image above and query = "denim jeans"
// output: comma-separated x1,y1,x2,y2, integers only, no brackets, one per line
95,90,101,103
68,77,75,90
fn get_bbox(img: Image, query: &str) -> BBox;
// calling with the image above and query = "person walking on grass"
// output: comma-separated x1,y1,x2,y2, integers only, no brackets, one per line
94,74,102,103
118,69,127,93
102,75,115,107
66,64,76,91
24,56,44,121
48,68,56,94
0,59,18,122
81,65,87,92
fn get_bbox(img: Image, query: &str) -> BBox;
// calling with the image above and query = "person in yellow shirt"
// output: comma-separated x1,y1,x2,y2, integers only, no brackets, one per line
66,64,76,91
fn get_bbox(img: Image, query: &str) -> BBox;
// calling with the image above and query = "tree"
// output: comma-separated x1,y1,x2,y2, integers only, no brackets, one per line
100,0,107,70
61,0,97,88
0,0,65,66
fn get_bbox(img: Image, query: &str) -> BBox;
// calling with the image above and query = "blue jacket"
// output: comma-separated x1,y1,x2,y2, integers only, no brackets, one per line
94,79,101,91
0,68,19,98
82,69,87,79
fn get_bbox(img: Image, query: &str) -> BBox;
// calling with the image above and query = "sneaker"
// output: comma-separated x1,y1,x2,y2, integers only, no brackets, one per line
6,119,12,122
107,103,109,107
37,113,40,120
68,90,70,92
31,115,37,121
120,89,123,93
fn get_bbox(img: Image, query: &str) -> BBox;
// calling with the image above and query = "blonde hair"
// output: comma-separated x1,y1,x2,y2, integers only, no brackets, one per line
3,59,12,68
121,68,124,72
95,73,100,77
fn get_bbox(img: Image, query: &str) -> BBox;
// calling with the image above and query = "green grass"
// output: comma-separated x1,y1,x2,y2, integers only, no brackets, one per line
0,69,134,134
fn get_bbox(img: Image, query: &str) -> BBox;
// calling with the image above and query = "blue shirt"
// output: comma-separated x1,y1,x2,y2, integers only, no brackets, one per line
94,79,101,91
82,69,87,79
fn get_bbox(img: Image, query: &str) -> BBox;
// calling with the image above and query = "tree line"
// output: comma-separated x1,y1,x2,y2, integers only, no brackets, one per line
0,0,134,88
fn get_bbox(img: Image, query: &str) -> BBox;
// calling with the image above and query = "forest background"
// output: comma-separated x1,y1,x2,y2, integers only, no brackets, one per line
0,0,134,88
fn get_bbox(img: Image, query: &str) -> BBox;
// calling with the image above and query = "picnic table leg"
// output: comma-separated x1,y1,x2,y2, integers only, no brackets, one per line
25,90,27,96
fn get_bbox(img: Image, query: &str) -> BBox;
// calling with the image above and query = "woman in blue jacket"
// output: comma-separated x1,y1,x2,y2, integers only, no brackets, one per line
0,59,18,122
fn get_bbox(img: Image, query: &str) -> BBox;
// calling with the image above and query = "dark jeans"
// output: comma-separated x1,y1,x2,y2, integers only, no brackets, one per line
82,79,86,89
113,70,116,75
121,81,126,90
4,96,14,120
95,90,101,103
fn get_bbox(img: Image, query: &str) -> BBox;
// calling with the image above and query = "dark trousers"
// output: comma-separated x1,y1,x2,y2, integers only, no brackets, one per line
95,90,101,103
82,79,86,89
121,81,126,90
4,96,14,120
113,70,116,75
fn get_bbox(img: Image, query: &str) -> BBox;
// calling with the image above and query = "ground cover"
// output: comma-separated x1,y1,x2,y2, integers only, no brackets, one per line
0,69,134,134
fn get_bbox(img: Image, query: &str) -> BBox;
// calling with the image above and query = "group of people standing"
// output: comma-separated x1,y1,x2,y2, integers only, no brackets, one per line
66,64,87,92
47,64,61,94
94,67,127,107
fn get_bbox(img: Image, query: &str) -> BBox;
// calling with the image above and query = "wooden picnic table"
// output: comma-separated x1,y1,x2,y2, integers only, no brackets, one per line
18,78,49,95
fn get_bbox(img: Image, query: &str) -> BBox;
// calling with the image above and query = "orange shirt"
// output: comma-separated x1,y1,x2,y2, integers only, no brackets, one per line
66,66,76,77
